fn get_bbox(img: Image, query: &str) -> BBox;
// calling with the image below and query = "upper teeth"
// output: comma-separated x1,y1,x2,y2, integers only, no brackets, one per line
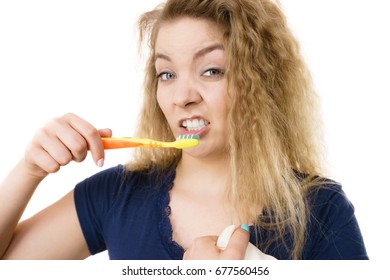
182,119,209,131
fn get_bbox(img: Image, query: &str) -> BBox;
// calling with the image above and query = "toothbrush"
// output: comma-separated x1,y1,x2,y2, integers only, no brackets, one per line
101,134,200,150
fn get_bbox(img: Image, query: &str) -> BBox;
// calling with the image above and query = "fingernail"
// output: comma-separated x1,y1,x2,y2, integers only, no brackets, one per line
97,158,104,167
241,224,250,232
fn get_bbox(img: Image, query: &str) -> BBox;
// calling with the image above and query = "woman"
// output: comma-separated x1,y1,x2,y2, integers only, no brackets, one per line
0,0,368,260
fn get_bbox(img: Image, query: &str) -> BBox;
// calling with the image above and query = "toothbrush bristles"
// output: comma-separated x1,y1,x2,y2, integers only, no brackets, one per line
177,134,200,140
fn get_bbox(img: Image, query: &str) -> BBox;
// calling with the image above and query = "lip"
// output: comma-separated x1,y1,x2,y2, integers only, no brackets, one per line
179,125,210,138
178,115,210,138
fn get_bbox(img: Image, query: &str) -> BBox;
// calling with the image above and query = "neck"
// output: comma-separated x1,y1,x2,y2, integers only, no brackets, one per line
175,153,230,196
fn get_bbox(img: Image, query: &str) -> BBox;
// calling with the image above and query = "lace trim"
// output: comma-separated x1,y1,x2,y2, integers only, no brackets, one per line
157,171,185,259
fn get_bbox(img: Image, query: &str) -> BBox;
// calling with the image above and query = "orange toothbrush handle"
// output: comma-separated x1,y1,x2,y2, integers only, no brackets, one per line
101,138,143,149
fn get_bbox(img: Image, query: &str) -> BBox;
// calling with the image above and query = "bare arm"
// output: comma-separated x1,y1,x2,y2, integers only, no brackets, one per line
0,113,111,259
2,187,89,259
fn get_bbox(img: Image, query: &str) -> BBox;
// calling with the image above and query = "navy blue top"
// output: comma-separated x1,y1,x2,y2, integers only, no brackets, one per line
74,165,368,260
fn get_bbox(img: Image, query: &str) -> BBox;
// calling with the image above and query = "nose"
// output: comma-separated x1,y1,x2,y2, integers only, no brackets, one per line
172,75,202,107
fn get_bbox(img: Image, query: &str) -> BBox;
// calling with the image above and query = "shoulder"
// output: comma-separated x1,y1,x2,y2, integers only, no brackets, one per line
74,165,126,200
303,179,368,259
306,179,354,222
76,164,126,186
74,164,175,204
73,164,176,257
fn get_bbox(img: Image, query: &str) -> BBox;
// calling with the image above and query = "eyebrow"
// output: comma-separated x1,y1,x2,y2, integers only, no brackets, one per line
155,43,224,62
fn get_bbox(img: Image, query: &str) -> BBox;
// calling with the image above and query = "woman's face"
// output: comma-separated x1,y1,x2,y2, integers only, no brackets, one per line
155,17,228,159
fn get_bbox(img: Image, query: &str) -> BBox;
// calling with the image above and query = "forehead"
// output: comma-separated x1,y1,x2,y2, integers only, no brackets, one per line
155,17,224,54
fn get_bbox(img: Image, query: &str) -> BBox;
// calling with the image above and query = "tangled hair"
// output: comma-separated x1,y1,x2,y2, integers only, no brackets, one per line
129,0,325,259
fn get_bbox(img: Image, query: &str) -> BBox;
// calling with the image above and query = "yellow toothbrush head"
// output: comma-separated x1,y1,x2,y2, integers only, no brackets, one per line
175,134,200,149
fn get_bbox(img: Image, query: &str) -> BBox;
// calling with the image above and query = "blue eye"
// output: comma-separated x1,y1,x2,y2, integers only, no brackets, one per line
157,72,176,81
203,68,224,77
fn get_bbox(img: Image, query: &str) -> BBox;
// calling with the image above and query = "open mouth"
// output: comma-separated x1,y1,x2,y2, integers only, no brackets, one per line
181,118,210,132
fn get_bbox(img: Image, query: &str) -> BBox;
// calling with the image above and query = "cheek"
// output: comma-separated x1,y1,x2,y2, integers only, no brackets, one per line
156,91,176,132
211,87,228,118
156,91,168,116
214,93,229,132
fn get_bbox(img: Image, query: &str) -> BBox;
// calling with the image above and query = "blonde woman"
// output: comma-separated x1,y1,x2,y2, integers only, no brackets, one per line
0,0,367,260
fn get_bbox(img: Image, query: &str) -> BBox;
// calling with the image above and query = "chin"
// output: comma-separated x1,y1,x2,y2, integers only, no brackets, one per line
182,145,228,160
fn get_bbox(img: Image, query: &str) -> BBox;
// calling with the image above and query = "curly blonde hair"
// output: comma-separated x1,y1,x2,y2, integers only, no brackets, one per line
129,0,325,259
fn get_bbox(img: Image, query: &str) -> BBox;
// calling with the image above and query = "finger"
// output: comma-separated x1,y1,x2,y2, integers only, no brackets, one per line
222,224,250,260
26,143,61,175
184,236,219,260
35,128,73,167
98,128,112,138
42,117,89,163
34,149,62,174
63,113,105,166
55,127,88,163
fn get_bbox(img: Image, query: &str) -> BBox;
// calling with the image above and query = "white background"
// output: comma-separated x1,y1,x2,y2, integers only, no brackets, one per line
0,0,388,261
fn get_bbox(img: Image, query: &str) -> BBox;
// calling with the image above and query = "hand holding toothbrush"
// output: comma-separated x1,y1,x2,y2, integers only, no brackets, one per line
23,113,110,179
23,113,199,180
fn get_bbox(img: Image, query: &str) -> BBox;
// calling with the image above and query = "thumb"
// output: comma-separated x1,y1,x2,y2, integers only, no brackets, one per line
98,128,112,137
222,224,250,260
